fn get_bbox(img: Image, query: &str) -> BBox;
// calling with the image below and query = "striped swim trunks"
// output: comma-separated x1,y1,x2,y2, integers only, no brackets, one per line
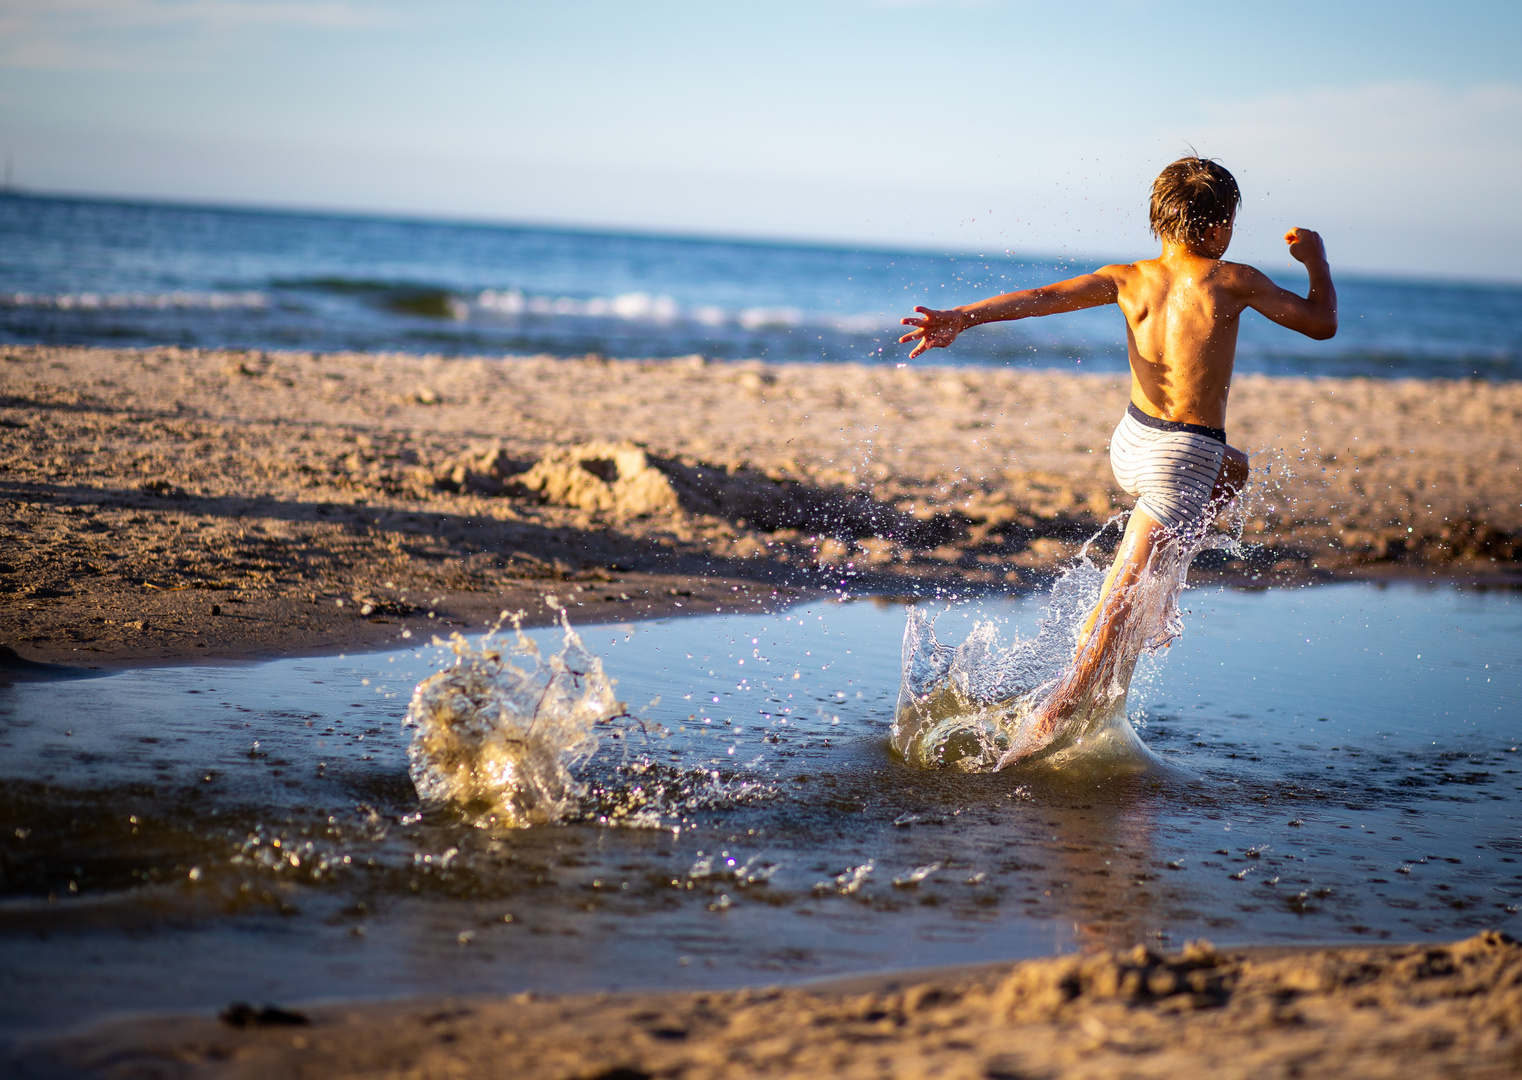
1109,403,1226,532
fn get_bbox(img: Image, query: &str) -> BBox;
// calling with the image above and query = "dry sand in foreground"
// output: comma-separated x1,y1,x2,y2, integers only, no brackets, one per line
10,932,1521,1079
3,345,1520,666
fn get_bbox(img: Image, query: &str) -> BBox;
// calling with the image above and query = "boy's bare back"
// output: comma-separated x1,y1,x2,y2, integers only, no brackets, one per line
1099,225,1337,430
899,222,1336,434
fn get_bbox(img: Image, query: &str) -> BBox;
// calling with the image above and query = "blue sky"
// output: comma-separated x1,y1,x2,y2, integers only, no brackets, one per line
2,0,1520,280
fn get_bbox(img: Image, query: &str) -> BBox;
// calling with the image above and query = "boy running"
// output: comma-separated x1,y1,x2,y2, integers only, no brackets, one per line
898,157,1337,740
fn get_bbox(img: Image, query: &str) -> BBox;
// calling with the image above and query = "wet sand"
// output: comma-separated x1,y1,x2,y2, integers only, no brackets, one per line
4,344,1519,668
9,932,1520,1078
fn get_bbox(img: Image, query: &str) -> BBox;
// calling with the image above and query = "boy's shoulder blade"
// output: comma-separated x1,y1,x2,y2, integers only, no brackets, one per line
1214,259,1272,292
1216,258,1264,277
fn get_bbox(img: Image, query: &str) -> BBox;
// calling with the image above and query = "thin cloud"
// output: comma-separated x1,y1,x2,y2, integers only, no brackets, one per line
0,0,396,70
3,0,382,30
1192,80,1522,200
863,1,998,8
1175,79,1522,273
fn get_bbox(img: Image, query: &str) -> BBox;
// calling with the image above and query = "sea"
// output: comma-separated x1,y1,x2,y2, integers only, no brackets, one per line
2,191,1521,378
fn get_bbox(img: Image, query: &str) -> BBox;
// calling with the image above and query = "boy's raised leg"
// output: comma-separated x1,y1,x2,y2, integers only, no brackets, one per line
1028,506,1171,740
1028,447,1244,748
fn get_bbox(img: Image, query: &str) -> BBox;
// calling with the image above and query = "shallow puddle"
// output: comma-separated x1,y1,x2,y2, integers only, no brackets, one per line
1,581,1519,1033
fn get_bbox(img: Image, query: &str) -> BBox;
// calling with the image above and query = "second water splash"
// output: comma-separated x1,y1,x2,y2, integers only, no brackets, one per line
402,609,783,831
404,611,625,828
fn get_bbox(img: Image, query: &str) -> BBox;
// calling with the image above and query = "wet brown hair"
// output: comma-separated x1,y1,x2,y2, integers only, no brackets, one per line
1149,157,1240,242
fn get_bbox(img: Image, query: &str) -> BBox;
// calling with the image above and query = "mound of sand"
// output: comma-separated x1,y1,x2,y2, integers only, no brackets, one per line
434,436,970,544
435,439,686,517
514,441,683,518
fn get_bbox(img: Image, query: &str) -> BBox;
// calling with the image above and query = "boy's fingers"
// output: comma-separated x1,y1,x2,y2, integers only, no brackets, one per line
903,306,959,355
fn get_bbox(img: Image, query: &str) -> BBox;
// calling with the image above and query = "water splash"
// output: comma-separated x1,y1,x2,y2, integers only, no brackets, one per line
894,489,1256,773
403,612,625,828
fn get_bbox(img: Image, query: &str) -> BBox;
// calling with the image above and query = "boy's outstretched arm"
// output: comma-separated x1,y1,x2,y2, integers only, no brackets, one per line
898,270,1119,359
1239,228,1338,340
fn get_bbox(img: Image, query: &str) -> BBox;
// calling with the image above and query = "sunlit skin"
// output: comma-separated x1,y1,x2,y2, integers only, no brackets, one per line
900,221,1337,742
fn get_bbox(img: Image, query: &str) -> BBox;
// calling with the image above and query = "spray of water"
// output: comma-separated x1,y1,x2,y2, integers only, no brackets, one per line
403,610,625,828
893,480,1260,773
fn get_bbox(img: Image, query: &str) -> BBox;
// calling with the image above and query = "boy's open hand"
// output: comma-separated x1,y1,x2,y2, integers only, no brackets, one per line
1284,227,1327,267
898,306,969,359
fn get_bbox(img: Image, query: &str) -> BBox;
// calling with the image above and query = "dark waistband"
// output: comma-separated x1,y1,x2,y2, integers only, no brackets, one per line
1127,402,1226,443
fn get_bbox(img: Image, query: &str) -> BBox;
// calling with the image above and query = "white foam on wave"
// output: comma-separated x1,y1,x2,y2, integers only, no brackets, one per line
1,290,268,311
476,288,679,322
471,287,886,335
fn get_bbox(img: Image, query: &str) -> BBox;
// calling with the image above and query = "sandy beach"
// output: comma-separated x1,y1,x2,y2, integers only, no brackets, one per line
3,344,1520,668
10,932,1520,1078
4,345,1521,1074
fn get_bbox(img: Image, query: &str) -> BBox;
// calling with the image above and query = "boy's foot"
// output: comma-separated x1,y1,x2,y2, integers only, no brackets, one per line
1019,693,1069,751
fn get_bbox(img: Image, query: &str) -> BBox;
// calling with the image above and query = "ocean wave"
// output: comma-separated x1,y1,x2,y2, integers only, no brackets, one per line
473,288,882,334
1,290,268,311
477,289,680,322
275,277,904,335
